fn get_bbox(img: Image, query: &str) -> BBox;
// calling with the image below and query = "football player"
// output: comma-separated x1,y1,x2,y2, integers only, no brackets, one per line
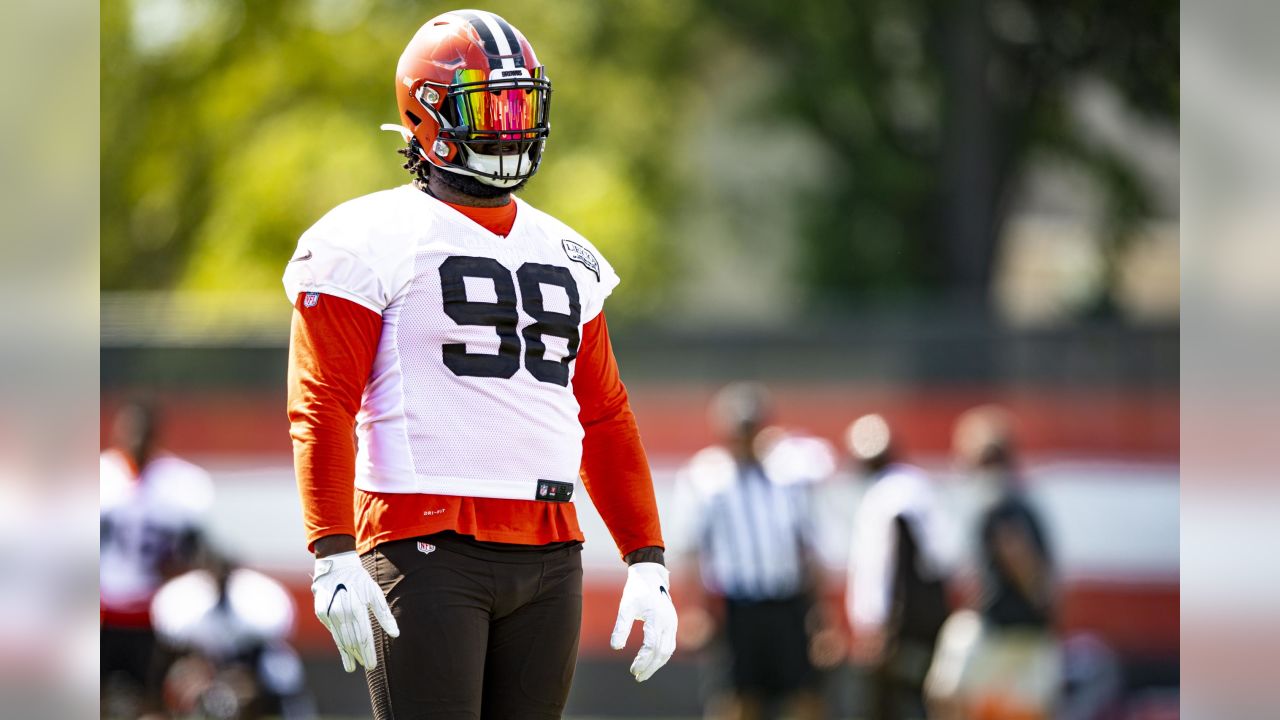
100,402,213,715
283,10,676,718
150,549,315,719
925,406,1059,720
844,414,951,720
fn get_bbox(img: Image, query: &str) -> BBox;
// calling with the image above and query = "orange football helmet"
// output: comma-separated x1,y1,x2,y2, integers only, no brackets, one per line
392,10,551,188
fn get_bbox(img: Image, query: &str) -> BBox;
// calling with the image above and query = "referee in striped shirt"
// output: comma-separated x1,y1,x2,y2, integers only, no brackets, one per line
678,384,834,720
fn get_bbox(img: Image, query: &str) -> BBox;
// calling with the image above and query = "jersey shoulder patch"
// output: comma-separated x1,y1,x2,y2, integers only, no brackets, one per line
514,199,620,320
560,238,601,281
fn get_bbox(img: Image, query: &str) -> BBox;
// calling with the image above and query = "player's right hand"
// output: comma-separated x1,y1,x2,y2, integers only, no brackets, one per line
311,551,400,672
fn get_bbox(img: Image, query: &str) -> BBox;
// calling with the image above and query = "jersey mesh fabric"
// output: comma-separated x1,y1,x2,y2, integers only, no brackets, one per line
285,186,662,556
284,185,619,503
393,240,585,496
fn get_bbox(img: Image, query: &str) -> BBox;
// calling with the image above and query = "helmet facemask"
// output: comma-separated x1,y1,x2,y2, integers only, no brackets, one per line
417,66,551,188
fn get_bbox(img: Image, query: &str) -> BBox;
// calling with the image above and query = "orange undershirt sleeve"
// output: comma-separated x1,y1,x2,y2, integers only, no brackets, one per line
573,313,664,558
286,292,384,551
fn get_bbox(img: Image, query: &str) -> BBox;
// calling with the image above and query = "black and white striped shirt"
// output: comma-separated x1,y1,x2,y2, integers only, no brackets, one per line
679,443,826,601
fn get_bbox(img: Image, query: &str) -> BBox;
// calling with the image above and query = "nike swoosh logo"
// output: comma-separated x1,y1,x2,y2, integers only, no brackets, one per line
289,250,313,263
327,583,347,614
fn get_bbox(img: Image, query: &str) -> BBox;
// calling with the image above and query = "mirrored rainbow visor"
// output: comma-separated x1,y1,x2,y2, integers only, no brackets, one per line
441,66,550,142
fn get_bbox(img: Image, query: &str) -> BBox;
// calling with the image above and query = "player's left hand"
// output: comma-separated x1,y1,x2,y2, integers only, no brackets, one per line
610,562,677,682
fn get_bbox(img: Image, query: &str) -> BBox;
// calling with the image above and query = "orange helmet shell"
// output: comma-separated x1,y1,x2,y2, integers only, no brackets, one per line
395,10,546,173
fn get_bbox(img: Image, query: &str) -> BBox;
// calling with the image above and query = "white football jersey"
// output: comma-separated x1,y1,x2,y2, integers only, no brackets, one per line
283,185,619,502
100,450,214,616
847,463,951,630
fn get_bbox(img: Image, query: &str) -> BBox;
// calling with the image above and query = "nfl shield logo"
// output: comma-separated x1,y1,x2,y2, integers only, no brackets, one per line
416,541,436,556
303,292,320,308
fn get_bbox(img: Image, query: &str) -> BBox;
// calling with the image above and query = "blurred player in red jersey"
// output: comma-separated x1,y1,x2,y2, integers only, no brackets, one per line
100,402,213,716
283,10,675,718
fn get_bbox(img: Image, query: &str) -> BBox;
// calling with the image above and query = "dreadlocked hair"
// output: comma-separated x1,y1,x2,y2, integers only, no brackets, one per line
398,144,431,189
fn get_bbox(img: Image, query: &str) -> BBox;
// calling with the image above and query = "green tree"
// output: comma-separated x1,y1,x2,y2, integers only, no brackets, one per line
103,0,1176,320
693,0,1177,309
102,0,700,319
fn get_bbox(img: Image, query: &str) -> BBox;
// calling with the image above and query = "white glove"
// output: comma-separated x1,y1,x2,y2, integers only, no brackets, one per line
610,562,678,682
311,551,400,672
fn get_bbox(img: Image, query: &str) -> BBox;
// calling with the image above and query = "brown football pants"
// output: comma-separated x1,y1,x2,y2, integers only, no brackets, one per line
361,531,583,719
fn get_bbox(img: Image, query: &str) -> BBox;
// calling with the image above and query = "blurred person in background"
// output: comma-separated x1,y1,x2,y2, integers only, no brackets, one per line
148,546,315,720
100,402,213,718
844,414,951,720
677,383,840,720
284,10,675,718
925,406,1059,720
1057,634,1123,720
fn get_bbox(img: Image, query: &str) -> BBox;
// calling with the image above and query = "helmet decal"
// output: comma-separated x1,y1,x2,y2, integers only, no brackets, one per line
454,10,527,69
